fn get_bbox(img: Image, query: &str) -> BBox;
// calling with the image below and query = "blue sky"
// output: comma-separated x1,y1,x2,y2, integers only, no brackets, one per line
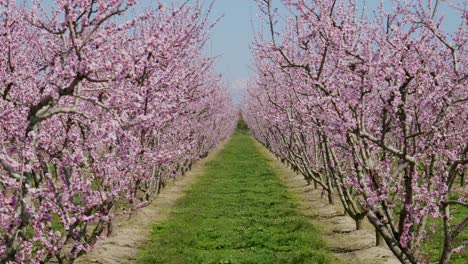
207,0,257,103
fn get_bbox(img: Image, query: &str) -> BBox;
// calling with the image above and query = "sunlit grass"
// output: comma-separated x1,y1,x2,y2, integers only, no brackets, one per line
137,130,335,264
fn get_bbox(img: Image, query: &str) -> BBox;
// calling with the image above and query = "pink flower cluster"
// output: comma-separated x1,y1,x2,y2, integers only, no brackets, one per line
243,1,466,263
0,1,236,263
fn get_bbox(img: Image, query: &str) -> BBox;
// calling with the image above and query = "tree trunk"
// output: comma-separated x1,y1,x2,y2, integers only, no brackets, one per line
376,228,386,247
327,189,334,205
367,210,417,264
356,218,364,230
439,252,452,264
461,168,466,187
439,204,452,264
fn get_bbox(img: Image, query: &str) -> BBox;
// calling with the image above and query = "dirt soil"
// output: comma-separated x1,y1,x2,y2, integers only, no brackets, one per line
75,141,228,264
254,140,401,264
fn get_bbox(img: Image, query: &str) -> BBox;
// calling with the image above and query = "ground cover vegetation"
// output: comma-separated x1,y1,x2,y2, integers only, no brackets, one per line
138,131,335,264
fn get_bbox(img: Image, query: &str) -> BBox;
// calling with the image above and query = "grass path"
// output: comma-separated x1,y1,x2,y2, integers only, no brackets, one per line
137,131,335,264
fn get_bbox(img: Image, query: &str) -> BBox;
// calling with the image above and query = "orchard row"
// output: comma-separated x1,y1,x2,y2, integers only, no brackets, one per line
244,1,466,263
0,1,236,263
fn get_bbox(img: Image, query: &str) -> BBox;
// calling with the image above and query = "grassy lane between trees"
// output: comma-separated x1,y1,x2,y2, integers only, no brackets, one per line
137,130,337,264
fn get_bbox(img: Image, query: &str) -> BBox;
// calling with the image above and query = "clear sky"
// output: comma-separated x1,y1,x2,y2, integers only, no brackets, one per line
207,0,257,104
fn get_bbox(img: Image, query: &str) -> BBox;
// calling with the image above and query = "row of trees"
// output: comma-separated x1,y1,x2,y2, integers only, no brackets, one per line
243,0,466,263
0,0,236,263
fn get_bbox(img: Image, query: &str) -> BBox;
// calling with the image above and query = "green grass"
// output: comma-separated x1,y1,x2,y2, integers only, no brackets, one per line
137,131,335,264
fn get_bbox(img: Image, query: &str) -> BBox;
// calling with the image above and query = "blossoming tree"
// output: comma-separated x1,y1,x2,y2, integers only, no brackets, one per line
244,0,467,263
0,0,236,262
